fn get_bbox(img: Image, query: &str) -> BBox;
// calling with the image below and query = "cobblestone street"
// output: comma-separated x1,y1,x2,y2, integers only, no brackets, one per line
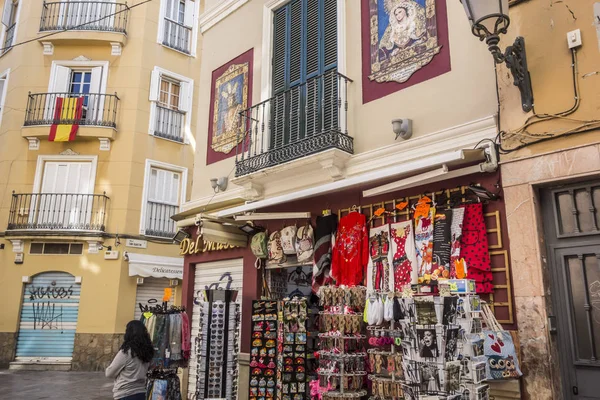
0,370,114,400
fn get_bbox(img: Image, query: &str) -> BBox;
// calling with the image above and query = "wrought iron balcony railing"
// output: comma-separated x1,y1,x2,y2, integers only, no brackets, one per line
144,201,178,239
8,192,109,232
155,105,185,143
235,70,353,177
24,92,119,128
40,1,129,34
2,23,16,53
162,19,191,54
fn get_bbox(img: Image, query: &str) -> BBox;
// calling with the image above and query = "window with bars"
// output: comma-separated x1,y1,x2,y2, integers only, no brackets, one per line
271,0,338,148
149,67,192,143
160,0,195,54
1,0,18,53
142,166,183,238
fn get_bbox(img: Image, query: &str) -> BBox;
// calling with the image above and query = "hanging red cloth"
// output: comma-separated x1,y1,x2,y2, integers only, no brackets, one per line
460,203,493,294
332,212,369,286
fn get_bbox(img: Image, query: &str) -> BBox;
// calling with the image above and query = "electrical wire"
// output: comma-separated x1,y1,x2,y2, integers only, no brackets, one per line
499,48,600,153
0,0,154,52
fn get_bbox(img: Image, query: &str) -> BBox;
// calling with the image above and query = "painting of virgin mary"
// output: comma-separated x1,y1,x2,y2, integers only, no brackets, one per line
379,0,427,55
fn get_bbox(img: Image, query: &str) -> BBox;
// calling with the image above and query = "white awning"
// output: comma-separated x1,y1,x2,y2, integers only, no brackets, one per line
127,252,184,280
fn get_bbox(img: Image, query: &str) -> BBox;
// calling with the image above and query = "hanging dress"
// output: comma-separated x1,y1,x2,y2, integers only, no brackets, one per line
460,203,493,294
390,220,418,289
332,212,369,286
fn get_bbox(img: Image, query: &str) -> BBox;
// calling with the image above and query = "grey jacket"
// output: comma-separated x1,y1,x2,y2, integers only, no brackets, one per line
105,349,149,399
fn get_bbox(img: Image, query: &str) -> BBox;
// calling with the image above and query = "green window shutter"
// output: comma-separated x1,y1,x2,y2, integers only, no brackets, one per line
324,0,337,70
272,8,287,95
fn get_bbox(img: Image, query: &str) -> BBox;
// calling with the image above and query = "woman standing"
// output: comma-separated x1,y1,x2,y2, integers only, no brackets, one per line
106,320,154,400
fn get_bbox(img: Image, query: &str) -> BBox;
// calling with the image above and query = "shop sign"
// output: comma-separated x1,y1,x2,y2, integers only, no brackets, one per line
179,237,238,255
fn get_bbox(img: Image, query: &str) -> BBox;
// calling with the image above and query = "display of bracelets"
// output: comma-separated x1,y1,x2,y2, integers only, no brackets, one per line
368,376,404,399
367,329,401,347
317,354,366,375
321,389,368,398
320,312,363,335
367,351,403,378
317,336,366,353
318,286,366,311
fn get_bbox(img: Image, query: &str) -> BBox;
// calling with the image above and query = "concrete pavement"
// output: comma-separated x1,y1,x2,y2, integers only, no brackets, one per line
0,370,114,400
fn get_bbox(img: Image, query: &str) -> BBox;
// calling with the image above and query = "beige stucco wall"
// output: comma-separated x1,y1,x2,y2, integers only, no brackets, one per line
498,0,600,159
0,0,194,336
191,0,498,200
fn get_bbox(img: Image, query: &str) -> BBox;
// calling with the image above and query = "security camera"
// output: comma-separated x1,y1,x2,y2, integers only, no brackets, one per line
392,118,413,140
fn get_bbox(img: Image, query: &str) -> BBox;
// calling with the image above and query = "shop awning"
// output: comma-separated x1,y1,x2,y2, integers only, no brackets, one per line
213,148,485,218
127,252,184,280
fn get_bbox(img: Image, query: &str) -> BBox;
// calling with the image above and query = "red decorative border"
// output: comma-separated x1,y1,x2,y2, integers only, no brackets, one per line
360,0,451,104
206,48,254,165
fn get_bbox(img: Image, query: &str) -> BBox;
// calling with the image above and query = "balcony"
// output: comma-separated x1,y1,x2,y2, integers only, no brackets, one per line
162,19,192,54
234,70,353,178
22,93,119,143
144,201,178,239
38,1,129,48
154,105,185,143
7,193,109,233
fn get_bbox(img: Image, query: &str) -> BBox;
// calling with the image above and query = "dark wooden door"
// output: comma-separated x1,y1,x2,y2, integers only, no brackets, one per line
541,180,600,399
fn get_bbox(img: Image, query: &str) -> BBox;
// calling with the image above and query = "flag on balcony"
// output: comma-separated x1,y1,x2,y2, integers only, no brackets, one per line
49,97,84,142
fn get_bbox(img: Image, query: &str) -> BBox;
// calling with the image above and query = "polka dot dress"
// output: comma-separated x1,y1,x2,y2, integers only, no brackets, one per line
460,203,493,294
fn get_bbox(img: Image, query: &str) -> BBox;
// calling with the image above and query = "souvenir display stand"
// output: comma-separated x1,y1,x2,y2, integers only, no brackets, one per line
317,286,368,399
194,289,240,400
365,283,490,400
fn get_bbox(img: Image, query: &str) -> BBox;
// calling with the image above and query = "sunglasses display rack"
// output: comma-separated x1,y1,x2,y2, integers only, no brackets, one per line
194,289,240,400
316,286,368,399
250,300,279,400
363,288,489,400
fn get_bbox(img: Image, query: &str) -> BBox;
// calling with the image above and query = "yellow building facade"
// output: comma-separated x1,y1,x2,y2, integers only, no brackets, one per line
0,0,202,370
496,1,600,398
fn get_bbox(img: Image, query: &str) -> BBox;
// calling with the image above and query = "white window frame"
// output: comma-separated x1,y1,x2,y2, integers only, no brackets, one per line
32,155,98,195
260,0,346,102
139,159,188,236
157,0,200,57
0,0,21,56
148,66,193,144
48,60,109,94
0,67,10,129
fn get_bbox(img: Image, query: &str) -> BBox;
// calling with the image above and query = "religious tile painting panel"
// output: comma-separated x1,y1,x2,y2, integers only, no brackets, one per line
361,0,451,103
207,48,254,165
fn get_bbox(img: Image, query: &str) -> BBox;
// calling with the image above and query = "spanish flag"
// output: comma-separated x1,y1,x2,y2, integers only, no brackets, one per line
48,97,84,142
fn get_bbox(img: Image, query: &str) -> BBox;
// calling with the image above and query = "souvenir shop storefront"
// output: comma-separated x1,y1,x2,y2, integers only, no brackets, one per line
180,168,521,400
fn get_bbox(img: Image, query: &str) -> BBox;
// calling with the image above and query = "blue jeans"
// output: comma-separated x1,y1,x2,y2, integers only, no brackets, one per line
118,393,145,400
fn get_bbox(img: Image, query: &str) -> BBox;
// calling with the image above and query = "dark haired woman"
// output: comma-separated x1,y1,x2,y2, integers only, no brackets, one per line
106,320,154,400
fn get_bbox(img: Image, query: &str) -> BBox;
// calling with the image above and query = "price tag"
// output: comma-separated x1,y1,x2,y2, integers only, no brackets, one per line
143,312,153,319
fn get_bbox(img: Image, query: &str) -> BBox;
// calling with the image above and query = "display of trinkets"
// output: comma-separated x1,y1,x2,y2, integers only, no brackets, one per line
194,289,240,400
279,298,308,400
317,285,368,398
250,300,278,400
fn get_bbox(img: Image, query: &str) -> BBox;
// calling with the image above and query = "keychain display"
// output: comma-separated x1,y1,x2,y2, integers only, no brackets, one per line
280,298,308,400
250,300,278,400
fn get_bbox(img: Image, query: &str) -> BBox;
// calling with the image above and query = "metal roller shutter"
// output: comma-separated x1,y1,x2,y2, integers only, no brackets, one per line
133,277,176,321
15,272,81,362
188,259,244,399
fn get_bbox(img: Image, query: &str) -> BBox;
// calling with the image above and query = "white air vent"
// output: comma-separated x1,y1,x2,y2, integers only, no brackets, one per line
136,277,144,285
